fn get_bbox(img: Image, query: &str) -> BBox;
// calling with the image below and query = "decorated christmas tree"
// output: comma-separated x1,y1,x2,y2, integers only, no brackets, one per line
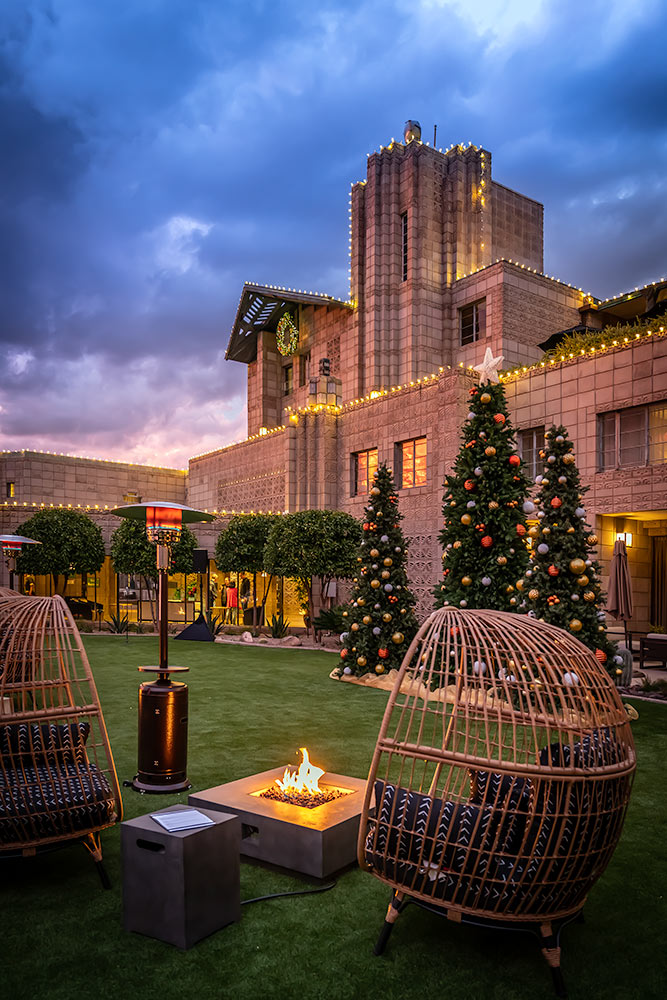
521,425,619,674
337,463,418,677
435,349,533,611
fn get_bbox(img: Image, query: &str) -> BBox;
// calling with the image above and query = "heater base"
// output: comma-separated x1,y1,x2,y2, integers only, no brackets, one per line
130,775,192,794
189,767,367,878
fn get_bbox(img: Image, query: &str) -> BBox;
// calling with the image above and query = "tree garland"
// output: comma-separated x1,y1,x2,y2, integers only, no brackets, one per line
276,314,299,356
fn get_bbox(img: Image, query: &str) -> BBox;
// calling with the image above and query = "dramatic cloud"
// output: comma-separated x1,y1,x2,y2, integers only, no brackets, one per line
1,0,665,467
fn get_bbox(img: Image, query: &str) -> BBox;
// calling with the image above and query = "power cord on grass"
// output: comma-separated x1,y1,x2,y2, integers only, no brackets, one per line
241,880,337,906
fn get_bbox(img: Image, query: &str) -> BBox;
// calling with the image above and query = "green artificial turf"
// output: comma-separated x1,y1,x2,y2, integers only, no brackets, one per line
3,636,666,1000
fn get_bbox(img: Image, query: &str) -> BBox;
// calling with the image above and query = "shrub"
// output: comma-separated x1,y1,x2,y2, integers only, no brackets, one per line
77,620,94,633
105,612,129,634
269,613,290,638
312,605,347,635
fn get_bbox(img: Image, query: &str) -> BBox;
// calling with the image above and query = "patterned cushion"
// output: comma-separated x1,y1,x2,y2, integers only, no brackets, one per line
0,759,115,845
469,769,532,853
0,723,90,767
365,782,495,883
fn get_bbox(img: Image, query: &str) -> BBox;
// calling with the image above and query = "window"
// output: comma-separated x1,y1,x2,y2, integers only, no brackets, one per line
282,364,293,396
459,299,486,346
396,437,427,488
598,402,667,470
517,426,545,480
352,449,378,496
401,211,408,282
6,481,15,498
299,352,310,387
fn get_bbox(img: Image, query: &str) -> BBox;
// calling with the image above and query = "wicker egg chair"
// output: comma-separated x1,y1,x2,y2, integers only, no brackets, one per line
358,608,635,997
0,591,122,887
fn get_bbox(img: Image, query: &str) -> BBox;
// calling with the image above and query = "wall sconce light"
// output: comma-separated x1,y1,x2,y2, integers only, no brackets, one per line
616,532,633,548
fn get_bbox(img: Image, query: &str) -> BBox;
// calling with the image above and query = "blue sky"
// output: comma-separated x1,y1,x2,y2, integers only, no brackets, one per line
1,0,665,468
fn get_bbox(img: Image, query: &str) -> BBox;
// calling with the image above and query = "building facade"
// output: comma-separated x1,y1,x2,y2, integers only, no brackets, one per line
2,127,667,629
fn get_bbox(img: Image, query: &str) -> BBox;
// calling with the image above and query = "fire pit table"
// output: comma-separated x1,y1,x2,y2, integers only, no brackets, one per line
188,765,367,879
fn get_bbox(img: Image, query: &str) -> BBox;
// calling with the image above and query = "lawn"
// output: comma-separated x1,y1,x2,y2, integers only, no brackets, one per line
4,636,667,1000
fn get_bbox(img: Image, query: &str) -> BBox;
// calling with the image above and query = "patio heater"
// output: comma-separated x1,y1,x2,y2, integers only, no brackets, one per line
111,501,214,793
0,534,41,591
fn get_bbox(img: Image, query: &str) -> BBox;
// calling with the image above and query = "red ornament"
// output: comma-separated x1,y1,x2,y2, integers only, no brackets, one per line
363,523,369,531
595,649,607,664
516,524,526,537
493,413,506,424
481,535,493,548
464,479,476,491
509,455,521,467
340,649,348,658
550,497,562,509
378,648,389,659
548,565,559,577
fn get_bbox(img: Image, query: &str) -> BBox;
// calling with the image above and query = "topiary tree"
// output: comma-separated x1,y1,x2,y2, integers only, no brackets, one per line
264,509,360,629
110,518,198,627
435,351,533,611
336,463,418,678
521,425,619,674
15,509,105,595
215,514,279,627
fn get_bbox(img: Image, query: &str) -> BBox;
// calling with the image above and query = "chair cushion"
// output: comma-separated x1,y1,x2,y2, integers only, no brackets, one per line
0,722,90,767
469,769,532,853
0,759,115,845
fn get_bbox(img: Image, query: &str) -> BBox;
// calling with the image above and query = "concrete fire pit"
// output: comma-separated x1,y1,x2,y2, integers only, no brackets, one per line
189,767,367,878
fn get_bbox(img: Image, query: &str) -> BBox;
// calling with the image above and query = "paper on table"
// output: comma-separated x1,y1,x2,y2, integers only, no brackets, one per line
151,809,215,832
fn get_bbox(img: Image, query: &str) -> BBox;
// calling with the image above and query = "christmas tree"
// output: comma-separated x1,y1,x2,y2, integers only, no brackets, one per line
435,349,533,611
337,463,418,678
521,425,619,674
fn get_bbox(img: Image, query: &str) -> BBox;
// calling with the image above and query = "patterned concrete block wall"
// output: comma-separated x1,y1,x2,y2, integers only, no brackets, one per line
0,451,186,508
188,429,287,512
491,181,543,271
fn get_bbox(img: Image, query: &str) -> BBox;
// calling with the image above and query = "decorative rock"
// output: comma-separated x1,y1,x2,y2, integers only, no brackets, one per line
241,631,254,643
280,635,302,646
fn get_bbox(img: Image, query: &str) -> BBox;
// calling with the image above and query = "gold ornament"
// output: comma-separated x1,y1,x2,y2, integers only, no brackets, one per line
510,597,517,605
342,611,348,617
391,632,405,644
357,556,362,563
488,501,499,510
583,591,596,602
578,575,589,587
371,487,380,496
400,608,407,614
569,619,583,632
382,613,392,622
461,514,472,525
542,527,551,536
351,622,359,631
497,555,507,565
362,615,372,625
370,579,381,589
563,453,576,464
480,392,491,404
516,579,525,591
357,598,365,606
383,557,393,567
569,558,586,575
453,540,462,549
529,588,539,600
506,584,515,593
567,527,575,534
485,446,496,457
375,664,385,674
461,576,472,586
381,570,391,580
370,549,379,558
357,656,367,666
588,534,598,545
528,526,539,538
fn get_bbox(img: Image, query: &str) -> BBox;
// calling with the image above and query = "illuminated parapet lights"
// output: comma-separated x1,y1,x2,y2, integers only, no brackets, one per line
0,448,186,472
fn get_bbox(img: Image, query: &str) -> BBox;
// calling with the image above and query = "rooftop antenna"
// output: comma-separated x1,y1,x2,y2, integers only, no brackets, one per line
433,124,438,147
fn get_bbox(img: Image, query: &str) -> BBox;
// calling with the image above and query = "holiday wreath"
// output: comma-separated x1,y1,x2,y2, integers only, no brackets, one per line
276,314,299,356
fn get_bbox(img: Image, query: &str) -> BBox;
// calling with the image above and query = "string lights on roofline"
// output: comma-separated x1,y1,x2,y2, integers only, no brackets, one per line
0,500,287,518
0,449,186,472
456,258,595,298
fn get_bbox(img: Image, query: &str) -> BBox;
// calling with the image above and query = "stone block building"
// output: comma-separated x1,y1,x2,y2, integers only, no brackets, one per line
2,125,666,629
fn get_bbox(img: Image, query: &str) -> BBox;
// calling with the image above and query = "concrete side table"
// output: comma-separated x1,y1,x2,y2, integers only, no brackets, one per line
122,804,241,949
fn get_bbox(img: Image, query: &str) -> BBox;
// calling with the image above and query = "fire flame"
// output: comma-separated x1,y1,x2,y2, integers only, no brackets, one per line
275,747,324,797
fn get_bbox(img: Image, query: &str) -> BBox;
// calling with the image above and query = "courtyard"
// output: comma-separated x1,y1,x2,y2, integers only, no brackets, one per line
3,635,666,1000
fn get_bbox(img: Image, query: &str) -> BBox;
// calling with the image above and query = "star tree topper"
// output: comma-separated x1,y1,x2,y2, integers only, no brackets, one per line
473,347,504,384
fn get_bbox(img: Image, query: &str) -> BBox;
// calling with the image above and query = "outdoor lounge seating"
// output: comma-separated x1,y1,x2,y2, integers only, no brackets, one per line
639,634,667,670
358,608,636,997
0,590,122,885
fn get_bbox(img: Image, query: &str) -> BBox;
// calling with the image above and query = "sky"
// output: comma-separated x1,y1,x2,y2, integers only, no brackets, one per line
1,0,666,470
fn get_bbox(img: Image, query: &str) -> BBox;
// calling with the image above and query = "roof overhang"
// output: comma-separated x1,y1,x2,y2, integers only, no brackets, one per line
225,283,353,363
591,278,667,323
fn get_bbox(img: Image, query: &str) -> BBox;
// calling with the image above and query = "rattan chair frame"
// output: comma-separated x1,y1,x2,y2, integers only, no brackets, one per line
358,608,636,996
0,590,122,886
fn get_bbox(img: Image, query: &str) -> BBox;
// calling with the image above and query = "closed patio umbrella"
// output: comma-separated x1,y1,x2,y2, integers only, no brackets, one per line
607,538,633,643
